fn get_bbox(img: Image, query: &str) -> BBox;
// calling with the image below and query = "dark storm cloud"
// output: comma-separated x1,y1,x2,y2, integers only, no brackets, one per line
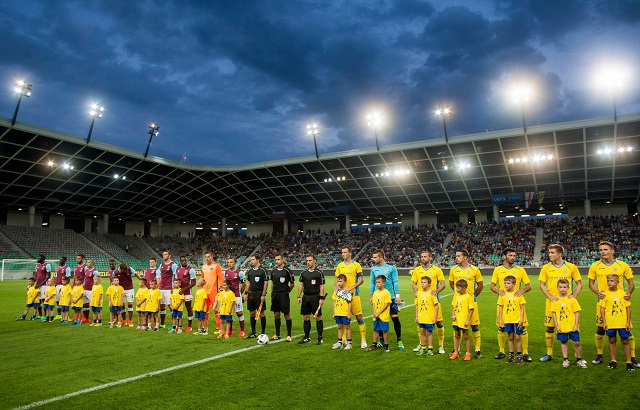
0,0,638,165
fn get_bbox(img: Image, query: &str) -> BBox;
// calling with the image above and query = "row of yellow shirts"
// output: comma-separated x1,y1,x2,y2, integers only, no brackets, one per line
29,284,126,308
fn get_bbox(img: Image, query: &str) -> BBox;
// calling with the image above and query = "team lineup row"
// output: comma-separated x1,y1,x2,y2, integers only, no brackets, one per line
17,242,637,371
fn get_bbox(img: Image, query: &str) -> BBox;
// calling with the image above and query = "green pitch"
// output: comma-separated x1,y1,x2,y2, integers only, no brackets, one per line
1,276,638,409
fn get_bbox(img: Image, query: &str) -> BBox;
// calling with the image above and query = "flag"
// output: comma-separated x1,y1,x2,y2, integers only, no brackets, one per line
524,192,535,209
538,191,545,207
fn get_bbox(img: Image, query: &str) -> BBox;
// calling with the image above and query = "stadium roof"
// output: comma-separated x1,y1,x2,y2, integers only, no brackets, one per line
1,114,639,224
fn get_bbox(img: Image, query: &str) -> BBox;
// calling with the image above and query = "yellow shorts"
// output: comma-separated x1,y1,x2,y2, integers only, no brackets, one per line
471,302,480,326
351,295,363,316
544,299,555,327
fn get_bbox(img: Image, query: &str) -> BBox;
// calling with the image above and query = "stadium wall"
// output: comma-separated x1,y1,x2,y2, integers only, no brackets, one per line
125,221,145,237
247,224,273,236
304,220,340,232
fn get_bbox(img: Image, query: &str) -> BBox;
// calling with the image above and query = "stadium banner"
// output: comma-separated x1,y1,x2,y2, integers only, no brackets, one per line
524,192,534,208
491,193,522,205
272,211,286,219
538,191,545,206
335,205,351,214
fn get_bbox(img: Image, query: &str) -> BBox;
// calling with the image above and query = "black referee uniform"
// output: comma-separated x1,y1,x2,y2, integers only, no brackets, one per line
271,266,295,339
298,267,325,344
245,266,269,337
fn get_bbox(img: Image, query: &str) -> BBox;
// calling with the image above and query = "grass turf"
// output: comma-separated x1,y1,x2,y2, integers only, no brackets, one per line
1,276,639,409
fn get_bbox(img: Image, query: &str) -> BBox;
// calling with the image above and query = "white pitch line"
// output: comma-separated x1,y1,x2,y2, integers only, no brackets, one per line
15,292,453,410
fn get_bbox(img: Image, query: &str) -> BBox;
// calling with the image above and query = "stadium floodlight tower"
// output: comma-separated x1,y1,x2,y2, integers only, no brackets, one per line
144,123,160,158
11,80,32,126
307,123,320,159
86,103,104,144
434,104,451,143
366,111,383,151
596,66,628,122
511,86,530,133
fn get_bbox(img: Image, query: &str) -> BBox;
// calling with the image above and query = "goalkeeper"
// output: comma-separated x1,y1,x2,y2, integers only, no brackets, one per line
332,274,353,350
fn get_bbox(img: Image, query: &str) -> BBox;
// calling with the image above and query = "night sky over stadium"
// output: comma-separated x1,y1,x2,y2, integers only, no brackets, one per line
1,0,639,166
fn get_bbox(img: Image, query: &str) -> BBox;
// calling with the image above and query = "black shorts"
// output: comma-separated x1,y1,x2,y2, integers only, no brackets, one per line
390,302,399,316
247,291,266,312
271,292,291,314
300,294,321,316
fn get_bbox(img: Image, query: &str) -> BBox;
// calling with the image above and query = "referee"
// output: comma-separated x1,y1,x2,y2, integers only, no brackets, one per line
297,255,326,345
243,255,269,338
270,254,295,341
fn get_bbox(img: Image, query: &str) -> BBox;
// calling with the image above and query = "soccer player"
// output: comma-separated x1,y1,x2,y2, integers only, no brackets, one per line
588,241,636,367
497,275,525,365
335,246,367,348
224,257,246,337
450,279,474,361
54,256,71,320
113,263,138,326
415,276,439,356
107,259,118,283
169,278,185,333
367,275,392,352
201,251,223,333
43,277,56,322
539,243,582,362
297,255,326,345
89,275,104,326
332,274,352,350
243,255,269,338
57,276,72,323
146,279,161,331
600,275,634,371
73,254,88,322
214,279,236,339
176,256,197,332
70,276,85,325
17,277,39,321
490,248,533,362
552,278,587,369
411,250,446,354
159,250,178,329
82,259,99,324
270,253,295,341
449,249,483,358
369,249,403,350
135,278,149,330
144,257,161,286
106,277,125,328
34,254,51,321
193,278,208,335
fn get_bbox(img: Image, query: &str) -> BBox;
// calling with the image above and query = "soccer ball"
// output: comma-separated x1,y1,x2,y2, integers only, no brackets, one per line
257,334,269,345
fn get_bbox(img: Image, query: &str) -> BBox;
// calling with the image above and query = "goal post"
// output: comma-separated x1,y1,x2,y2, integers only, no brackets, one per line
1,259,57,281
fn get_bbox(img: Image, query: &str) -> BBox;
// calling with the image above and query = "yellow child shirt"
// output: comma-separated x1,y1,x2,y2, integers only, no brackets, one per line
59,284,72,307
332,290,351,317
452,293,474,329
497,291,526,324
90,284,104,307
216,290,235,316
416,289,439,324
599,289,631,329
26,285,39,304
552,297,581,333
135,288,149,311
71,285,84,308
145,289,161,312
194,288,207,312
372,288,392,322
170,288,185,311
106,285,125,307
44,286,57,305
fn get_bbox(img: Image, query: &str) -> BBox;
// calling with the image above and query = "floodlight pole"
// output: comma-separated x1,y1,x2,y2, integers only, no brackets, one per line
307,123,320,159
12,82,32,126
612,91,618,122
87,117,97,144
145,124,160,158
520,104,527,134
86,105,104,144
373,128,380,152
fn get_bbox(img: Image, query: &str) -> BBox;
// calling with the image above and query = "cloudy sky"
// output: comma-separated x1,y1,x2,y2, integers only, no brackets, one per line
1,0,639,165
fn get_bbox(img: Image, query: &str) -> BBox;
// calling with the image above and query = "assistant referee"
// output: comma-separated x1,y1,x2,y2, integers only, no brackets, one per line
297,255,326,345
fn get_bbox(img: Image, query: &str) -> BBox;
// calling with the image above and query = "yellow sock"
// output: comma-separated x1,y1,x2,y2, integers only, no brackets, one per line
595,333,605,356
498,331,506,354
359,323,367,342
521,329,529,355
629,335,636,359
473,330,481,351
545,331,554,355
437,326,445,347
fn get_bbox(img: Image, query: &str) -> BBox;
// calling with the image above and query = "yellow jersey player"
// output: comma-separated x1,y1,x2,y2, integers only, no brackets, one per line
411,251,446,354
539,243,582,362
169,279,185,334
135,278,150,330
106,277,125,328
490,248,533,362
367,275,391,352
17,277,39,321
497,276,525,365
449,249,483,358
89,276,104,326
331,274,353,350
214,280,235,339
335,247,367,348
146,279,161,331
193,278,208,335
600,275,634,371
415,276,439,356
450,280,474,361
551,278,587,369
587,241,636,367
